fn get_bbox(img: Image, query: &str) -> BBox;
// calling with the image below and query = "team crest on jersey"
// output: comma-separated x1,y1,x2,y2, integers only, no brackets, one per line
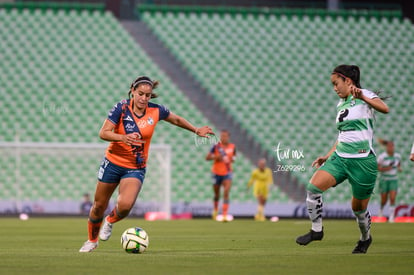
123,115,133,121
350,99,356,107
147,117,154,125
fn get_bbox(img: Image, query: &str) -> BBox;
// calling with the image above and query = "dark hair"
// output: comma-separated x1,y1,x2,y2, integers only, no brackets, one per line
332,64,390,100
332,64,361,88
378,138,394,146
128,76,159,99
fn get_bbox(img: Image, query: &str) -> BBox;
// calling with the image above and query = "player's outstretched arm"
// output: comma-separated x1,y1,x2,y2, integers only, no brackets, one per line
350,85,389,113
165,112,214,137
411,143,414,162
247,173,255,189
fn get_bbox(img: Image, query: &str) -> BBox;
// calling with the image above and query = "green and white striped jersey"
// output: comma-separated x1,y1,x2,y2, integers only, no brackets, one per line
335,89,378,158
377,152,401,180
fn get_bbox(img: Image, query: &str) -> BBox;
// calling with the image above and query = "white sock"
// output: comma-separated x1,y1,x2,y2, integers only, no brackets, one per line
354,210,371,241
306,191,323,232
389,205,395,221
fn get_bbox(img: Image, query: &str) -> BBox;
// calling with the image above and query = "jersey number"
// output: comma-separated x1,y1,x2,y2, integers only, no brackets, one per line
338,109,349,122
132,144,145,165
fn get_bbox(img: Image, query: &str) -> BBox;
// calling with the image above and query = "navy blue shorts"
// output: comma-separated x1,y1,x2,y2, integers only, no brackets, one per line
97,158,146,184
212,173,233,185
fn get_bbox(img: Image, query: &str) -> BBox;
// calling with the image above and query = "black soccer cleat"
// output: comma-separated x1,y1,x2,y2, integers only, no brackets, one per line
352,236,372,254
296,229,324,245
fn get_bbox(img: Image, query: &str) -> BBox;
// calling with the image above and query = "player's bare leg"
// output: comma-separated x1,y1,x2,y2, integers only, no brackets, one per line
222,179,232,222
388,190,397,222
379,192,388,217
80,181,118,252
212,184,220,220
100,178,142,241
255,195,266,221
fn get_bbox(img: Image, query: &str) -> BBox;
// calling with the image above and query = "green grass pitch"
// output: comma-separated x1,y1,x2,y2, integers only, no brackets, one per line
0,217,413,274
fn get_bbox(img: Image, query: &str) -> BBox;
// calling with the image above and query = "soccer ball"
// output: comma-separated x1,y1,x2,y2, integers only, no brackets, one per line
121,227,149,253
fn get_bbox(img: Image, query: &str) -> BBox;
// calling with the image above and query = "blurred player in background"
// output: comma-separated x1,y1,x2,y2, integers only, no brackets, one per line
377,139,402,222
247,158,273,221
410,142,414,161
79,76,214,252
206,130,236,221
296,65,389,254
80,193,93,216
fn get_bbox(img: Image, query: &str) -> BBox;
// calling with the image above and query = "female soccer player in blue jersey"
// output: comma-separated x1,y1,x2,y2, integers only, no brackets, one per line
79,76,214,252
296,65,389,254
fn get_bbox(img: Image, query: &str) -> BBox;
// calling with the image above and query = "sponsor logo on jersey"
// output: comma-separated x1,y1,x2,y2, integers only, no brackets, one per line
125,123,135,131
123,115,134,121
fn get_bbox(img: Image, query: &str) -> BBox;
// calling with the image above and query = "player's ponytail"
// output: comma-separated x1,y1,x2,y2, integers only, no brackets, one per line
128,76,159,99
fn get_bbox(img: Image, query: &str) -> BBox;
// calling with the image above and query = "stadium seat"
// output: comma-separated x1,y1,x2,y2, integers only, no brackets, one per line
140,7,414,204
0,6,265,204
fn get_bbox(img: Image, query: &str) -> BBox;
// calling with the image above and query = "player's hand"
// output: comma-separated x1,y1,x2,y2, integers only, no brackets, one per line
122,133,140,146
312,156,328,168
215,154,223,161
410,154,414,162
196,126,215,138
350,85,363,99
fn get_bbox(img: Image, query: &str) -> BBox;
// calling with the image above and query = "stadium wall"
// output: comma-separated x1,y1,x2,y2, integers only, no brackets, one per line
0,200,412,219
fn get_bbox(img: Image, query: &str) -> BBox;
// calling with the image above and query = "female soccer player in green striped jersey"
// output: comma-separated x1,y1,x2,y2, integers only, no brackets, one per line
377,139,402,222
296,65,389,254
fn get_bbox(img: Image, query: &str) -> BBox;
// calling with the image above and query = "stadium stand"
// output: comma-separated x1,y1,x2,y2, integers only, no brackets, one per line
0,5,289,204
139,5,414,203
1,3,412,206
